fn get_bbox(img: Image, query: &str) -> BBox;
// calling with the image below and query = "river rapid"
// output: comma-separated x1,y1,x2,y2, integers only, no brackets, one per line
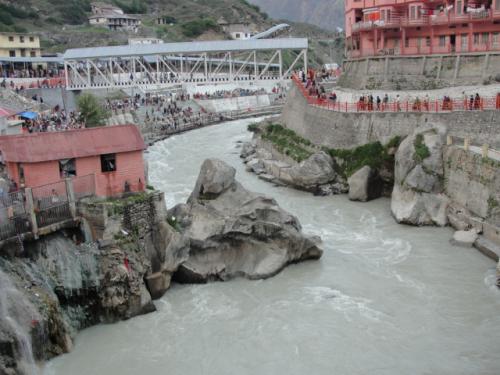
43,118,500,375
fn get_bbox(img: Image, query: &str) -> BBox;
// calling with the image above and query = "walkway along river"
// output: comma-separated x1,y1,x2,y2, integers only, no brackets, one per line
43,118,500,375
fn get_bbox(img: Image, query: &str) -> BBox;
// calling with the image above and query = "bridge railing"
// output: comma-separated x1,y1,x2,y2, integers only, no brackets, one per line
292,75,500,114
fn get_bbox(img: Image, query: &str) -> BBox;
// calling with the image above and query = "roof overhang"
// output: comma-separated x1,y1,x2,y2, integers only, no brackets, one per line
63,38,309,60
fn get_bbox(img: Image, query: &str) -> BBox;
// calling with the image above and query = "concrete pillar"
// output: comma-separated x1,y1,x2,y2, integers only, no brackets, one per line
482,144,489,158
437,55,443,79
482,53,490,78
25,188,38,239
384,57,389,81
65,178,77,219
453,55,461,81
420,56,427,75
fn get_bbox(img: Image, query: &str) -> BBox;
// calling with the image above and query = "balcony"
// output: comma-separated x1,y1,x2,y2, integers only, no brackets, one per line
351,9,498,33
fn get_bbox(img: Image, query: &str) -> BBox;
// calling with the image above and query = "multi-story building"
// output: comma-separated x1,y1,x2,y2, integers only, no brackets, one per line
0,33,41,59
345,0,500,58
89,2,141,32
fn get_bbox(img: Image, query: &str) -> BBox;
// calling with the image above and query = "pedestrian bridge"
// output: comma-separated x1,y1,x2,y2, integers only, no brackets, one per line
63,38,308,91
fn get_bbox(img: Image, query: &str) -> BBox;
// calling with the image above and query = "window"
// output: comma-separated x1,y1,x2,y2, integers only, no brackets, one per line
439,35,446,47
19,36,24,43
29,37,34,42
8,36,13,42
474,33,480,45
493,32,499,45
9,50,15,57
405,37,410,48
496,0,500,11
416,5,422,19
30,51,36,57
482,33,489,44
457,0,463,15
20,49,26,57
235,33,240,39
410,6,416,20
101,154,116,172
59,159,76,178
426,37,431,47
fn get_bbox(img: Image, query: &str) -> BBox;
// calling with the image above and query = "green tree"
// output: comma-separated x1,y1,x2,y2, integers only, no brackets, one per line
77,93,109,128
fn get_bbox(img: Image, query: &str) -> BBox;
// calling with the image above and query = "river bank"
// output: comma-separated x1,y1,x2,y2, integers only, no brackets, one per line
43,118,500,375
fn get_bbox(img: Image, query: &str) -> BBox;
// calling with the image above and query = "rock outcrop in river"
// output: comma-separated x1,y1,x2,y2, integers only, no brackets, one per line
391,128,449,226
169,159,323,282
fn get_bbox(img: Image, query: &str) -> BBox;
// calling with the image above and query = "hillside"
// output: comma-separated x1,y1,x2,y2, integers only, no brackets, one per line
247,0,345,31
0,0,343,66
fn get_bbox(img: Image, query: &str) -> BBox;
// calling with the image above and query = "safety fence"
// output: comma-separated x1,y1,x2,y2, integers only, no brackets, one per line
0,174,96,241
0,191,30,241
292,75,500,113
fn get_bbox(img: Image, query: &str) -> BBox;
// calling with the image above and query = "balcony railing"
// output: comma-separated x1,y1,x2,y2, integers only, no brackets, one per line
352,9,499,33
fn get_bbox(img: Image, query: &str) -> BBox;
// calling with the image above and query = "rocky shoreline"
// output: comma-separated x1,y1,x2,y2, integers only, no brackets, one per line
241,120,500,281
0,159,321,375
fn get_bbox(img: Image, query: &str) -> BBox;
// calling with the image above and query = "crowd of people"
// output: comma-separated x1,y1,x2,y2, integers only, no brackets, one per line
22,105,84,133
192,87,270,100
1,67,63,80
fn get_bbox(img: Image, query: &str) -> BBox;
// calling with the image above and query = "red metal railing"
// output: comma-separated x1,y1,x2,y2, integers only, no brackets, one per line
292,75,500,113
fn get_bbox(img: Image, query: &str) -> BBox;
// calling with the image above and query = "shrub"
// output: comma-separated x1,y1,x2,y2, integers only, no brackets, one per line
77,93,110,128
414,134,431,162
181,18,218,38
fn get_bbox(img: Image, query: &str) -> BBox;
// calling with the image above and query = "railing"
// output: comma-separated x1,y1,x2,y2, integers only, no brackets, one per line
0,191,31,241
292,75,500,114
352,10,496,33
0,175,96,241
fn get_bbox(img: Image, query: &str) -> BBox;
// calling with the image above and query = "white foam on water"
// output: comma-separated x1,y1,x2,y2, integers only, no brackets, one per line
302,286,386,323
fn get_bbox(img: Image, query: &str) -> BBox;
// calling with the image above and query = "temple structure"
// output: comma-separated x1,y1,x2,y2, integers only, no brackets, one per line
345,0,500,58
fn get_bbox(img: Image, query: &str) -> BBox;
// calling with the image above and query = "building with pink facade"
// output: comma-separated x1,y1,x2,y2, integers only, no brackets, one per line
345,0,500,58
0,125,146,197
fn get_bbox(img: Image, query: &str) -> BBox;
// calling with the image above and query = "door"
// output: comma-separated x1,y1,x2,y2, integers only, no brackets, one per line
450,34,456,53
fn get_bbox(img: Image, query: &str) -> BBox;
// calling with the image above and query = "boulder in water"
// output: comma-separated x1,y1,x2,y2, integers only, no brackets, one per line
169,159,323,282
288,152,338,192
348,166,383,202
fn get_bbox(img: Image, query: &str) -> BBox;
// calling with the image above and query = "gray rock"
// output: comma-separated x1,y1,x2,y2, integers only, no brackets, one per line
240,142,256,159
258,173,276,183
391,128,449,226
189,159,236,201
246,158,265,174
288,152,337,191
451,230,478,247
171,159,323,282
348,166,383,202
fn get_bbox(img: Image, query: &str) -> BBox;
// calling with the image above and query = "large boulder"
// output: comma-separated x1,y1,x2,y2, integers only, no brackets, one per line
189,159,236,201
391,128,450,226
288,152,337,191
348,166,383,202
169,159,323,282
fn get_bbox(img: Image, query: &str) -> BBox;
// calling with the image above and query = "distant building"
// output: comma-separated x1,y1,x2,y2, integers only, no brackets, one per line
0,125,147,197
0,33,42,59
89,2,141,32
345,0,500,58
217,17,256,40
128,38,164,45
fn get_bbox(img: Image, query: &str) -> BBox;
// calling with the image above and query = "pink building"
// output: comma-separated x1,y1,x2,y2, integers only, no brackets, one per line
0,125,146,197
345,0,500,58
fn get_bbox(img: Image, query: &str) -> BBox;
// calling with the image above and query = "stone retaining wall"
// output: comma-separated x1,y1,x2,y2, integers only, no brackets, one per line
339,53,500,90
281,86,500,149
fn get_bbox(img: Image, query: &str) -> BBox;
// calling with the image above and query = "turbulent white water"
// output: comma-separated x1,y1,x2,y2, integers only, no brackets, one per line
44,118,500,375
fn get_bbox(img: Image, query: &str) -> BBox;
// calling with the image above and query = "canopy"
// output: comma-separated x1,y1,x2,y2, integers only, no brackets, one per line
18,111,38,120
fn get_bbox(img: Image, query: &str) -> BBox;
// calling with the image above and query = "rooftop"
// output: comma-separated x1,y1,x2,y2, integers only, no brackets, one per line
0,124,146,163
63,38,308,60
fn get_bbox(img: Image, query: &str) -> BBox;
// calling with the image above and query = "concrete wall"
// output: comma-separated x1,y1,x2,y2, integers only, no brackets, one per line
444,146,500,222
281,86,500,150
339,53,500,90
195,95,272,113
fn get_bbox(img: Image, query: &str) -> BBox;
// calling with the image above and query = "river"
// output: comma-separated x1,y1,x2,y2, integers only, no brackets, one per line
43,118,500,375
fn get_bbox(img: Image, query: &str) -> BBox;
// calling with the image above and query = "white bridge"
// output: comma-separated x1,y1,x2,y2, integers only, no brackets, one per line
63,38,308,91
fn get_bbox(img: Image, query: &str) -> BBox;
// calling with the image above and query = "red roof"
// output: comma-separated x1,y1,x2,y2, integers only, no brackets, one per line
0,124,146,163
